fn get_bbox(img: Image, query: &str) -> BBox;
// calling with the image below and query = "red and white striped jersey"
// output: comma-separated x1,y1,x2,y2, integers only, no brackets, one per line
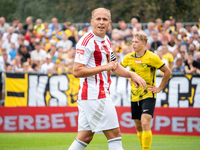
75,31,115,100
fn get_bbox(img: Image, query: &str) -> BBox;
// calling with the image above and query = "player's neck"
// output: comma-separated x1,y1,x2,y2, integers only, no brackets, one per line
135,49,146,58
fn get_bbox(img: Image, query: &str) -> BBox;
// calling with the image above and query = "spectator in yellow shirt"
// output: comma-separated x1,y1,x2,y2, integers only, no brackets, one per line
34,19,45,34
162,45,174,71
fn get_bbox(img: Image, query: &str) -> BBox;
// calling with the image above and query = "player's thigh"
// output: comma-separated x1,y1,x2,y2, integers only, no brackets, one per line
103,127,121,140
131,101,142,120
141,98,156,118
76,131,95,144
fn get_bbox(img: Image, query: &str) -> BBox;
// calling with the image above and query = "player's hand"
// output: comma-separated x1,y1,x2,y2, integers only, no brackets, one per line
148,86,161,93
105,61,118,71
130,72,146,89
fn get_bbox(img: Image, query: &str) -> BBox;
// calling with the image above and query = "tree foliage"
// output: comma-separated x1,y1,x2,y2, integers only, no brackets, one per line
0,0,199,23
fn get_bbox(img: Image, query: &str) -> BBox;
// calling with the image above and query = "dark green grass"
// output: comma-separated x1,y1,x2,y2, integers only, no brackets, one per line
0,133,199,150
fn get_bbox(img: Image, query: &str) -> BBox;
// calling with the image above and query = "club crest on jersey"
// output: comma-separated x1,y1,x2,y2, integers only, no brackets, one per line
135,60,142,63
76,49,84,59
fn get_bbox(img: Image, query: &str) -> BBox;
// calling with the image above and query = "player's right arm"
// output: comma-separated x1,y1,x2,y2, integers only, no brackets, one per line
73,61,118,78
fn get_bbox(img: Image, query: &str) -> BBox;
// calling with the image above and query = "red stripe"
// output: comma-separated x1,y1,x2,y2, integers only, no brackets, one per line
106,38,111,47
101,41,110,63
98,73,106,99
81,78,88,100
107,71,111,94
95,74,97,85
81,33,94,46
94,41,106,99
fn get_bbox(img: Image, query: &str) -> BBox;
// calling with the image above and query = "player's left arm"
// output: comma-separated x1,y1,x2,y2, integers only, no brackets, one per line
148,65,171,93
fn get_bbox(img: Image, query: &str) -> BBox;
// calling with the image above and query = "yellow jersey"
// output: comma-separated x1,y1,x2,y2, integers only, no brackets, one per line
162,53,174,68
121,50,164,102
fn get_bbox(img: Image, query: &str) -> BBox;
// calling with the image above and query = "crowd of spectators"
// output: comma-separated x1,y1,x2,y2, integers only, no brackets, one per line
0,15,200,76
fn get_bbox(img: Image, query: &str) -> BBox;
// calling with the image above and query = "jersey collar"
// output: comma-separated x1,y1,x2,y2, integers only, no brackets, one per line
135,50,147,58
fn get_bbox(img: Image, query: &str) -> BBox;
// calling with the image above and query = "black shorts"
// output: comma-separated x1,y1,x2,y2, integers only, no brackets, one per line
131,98,156,120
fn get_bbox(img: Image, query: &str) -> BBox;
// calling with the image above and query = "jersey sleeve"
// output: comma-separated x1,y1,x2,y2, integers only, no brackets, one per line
75,44,92,65
151,53,165,69
169,54,174,63
120,54,129,68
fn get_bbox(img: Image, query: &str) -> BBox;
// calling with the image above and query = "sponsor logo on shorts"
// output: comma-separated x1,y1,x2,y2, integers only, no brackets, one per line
143,109,149,112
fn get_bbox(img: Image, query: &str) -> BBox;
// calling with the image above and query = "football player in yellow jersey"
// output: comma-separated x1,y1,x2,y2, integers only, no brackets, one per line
121,32,171,150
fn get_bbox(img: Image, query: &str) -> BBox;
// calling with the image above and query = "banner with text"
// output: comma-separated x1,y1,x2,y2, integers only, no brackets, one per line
4,73,200,107
0,107,199,135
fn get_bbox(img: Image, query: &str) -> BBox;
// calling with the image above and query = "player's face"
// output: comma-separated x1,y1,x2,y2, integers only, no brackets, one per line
132,37,145,52
91,9,111,38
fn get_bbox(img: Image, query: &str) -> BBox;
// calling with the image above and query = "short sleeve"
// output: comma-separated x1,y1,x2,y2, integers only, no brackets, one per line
75,44,92,65
151,53,165,69
121,54,129,68
169,54,174,63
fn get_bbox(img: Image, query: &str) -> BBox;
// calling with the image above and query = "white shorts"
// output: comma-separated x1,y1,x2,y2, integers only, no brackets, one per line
77,97,119,132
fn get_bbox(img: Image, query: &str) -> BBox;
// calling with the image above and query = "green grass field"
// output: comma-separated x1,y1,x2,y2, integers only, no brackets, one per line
0,133,199,150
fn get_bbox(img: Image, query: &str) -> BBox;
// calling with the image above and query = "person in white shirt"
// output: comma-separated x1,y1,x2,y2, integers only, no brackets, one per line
1,26,18,45
30,42,46,64
56,33,73,53
40,54,54,74
0,17,10,33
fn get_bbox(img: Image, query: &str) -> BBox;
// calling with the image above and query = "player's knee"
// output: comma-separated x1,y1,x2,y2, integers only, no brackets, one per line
84,134,94,144
141,120,150,130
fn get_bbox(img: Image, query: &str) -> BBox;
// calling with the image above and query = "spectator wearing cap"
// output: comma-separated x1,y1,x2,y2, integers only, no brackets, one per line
39,21,52,43
15,23,26,36
34,19,45,34
0,17,10,33
40,54,54,74
30,42,46,64
78,23,90,38
56,33,73,53
23,16,33,32
48,17,62,32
